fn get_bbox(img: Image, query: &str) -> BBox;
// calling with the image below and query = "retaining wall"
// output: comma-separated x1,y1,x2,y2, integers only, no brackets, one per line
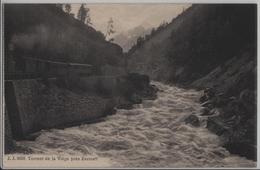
5,79,115,140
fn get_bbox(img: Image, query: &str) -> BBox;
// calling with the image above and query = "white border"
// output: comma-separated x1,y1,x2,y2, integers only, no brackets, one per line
0,0,259,4
0,0,259,169
0,1,4,169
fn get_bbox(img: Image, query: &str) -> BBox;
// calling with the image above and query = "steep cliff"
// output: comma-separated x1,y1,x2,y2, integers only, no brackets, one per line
127,4,256,87
127,4,257,160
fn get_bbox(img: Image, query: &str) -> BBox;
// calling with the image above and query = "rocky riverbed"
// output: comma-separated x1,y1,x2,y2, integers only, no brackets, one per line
14,82,256,168
198,87,256,160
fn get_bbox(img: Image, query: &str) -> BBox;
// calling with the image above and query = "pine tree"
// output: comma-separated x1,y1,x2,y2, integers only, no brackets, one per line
86,13,92,25
77,4,86,23
65,4,72,14
106,17,116,41
77,4,92,25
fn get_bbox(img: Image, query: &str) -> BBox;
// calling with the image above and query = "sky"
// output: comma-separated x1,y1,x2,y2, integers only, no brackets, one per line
71,4,191,36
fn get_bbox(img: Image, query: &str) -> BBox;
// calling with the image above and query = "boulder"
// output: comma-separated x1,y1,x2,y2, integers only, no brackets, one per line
223,99,246,119
239,89,255,104
224,142,257,161
200,107,211,116
201,107,221,116
138,85,158,100
126,73,150,91
184,114,200,127
199,87,216,103
119,73,158,104
129,93,142,104
239,89,256,117
207,116,229,136
201,100,214,108
205,90,257,161
223,117,257,160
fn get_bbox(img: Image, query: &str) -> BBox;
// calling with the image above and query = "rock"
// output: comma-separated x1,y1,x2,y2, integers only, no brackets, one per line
201,100,214,108
200,87,216,103
223,99,245,118
221,116,257,161
126,73,150,91
184,114,200,127
207,116,229,135
201,107,221,117
199,95,208,103
130,93,142,104
214,93,229,107
139,85,158,100
200,107,222,117
205,87,216,97
117,73,158,101
104,99,117,116
205,91,257,161
151,84,159,92
239,89,256,116
200,107,211,116
239,89,255,103
209,108,221,117
116,103,133,110
228,96,236,101
24,132,41,141
119,73,158,104
244,118,257,142
116,97,134,110
224,142,257,161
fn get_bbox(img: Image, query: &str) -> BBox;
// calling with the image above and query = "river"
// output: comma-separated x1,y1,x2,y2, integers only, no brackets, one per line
16,82,256,168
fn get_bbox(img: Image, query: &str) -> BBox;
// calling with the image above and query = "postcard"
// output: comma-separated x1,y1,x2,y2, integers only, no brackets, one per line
1,1,258,169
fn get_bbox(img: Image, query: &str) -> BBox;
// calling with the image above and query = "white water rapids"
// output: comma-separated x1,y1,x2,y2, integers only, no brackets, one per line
16,82,256,168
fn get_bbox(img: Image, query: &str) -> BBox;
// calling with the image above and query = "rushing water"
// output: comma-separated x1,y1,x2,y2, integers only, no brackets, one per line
16,82,256,168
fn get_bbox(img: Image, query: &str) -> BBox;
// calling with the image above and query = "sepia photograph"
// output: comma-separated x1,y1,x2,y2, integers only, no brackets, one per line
1,0,258,169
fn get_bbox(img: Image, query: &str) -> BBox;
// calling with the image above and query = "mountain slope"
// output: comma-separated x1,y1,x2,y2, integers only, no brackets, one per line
4,4,124,68
127,4,256,87
113,26,152,52
127,4,257,160
126,5,196,81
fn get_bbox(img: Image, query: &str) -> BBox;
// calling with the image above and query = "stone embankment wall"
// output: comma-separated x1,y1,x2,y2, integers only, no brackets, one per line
4,106,15,153
5,73,156,154
5,79,115,140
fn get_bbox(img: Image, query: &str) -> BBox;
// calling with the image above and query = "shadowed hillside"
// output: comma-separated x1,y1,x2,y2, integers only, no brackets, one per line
127,4,257,160
4,4,160,155
127,4,256,85
4,4,124,68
